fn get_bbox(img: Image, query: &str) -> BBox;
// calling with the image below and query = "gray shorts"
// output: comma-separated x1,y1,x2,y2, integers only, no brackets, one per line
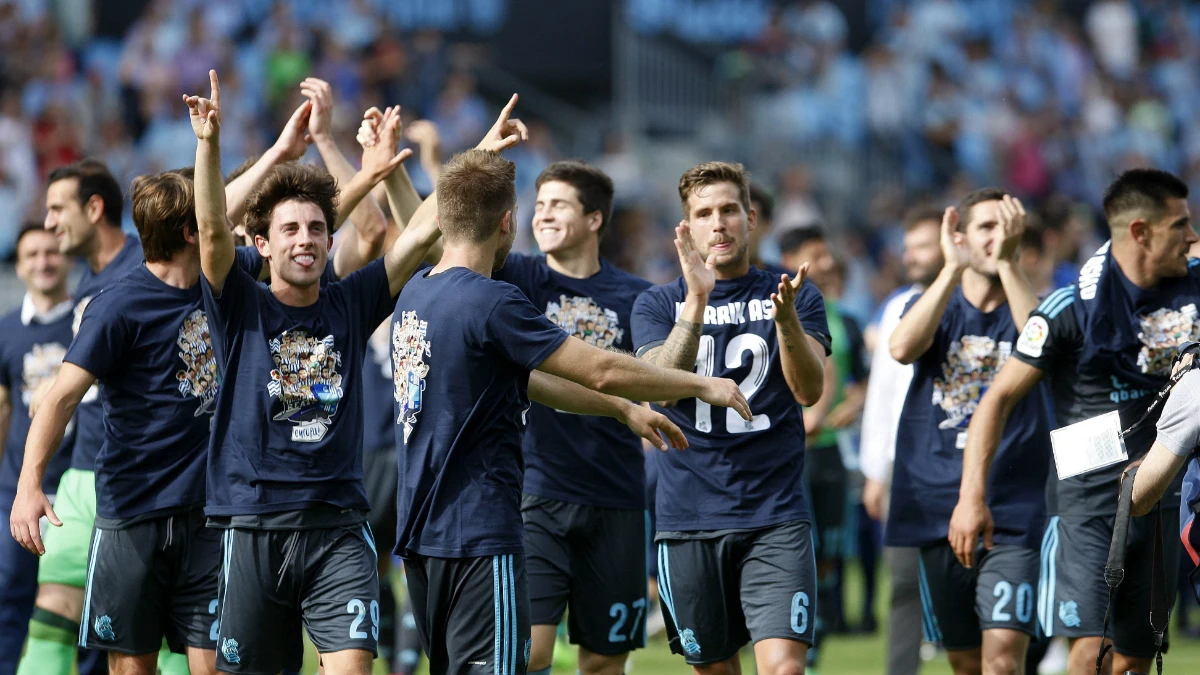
214,524,380,675
918,542,1040,651
656,520,816,664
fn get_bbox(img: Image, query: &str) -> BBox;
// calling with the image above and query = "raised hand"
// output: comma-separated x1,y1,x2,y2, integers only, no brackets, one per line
355,107,383,149
183,69,221,140
622,404,689,451
405,119,442,153
771,262,809,324
700,377,753,422
476,94,528,152
299,77,334,141
273,99,313,161
359,106,412,181
989,194,1026,265
940,206,969,271
675,222,716,299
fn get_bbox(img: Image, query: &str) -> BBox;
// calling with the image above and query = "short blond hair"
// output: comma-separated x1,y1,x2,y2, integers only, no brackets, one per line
678,161,752,218
437,149,516,244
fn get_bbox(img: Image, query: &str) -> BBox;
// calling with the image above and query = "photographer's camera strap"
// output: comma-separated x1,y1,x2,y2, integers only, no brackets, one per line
1098,470,1136,675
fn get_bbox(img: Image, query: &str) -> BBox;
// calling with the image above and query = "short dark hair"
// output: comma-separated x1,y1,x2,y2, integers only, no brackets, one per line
46,159,123,226
749,183,775,223
678,162,751,218
956,187,1007,230
437,149,517,244
243,163,339,241
535,160,615,237
778,225,826,256
902,205,944,231
15,221,53,254
1102,168,1189,225
1021,225,1044,253
130,172,197,263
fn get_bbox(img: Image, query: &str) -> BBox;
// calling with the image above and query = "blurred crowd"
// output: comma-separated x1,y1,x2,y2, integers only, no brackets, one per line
0,0,1195,326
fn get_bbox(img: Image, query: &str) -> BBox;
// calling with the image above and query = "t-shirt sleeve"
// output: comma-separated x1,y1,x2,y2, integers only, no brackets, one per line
233,246,263,279
844,315,869,383
63,293,126,379
630,286,674,357
796,281,832,356
491,252,535,294
321,259,340,284
1156,369,1200,457
1013,293,1080,372
338,259,395,331
899,294,952,366
484,287,570,371
199,261,253,360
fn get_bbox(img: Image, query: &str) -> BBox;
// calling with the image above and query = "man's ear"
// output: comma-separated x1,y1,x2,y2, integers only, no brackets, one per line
85,195,105,225
254,232,270,257
1129,218,1149,245
746,205,757,233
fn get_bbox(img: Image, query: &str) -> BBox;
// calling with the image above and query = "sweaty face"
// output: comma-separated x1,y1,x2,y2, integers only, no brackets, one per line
259,199,331,289
16,230,69,294
961,201,1006,278
44,178,95,256
902,221,943,286
1146,198,1197,279
532,181,597,255
684,182,754,270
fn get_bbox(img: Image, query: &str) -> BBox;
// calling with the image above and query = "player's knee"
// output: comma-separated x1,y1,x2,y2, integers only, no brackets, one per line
34,583,83,623
693,658,741,675
981,651,1020,675
754,650,806,675
577,648,627,675
107,652,157,675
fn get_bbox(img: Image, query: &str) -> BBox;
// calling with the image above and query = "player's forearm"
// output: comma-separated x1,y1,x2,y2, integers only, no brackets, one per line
777,317,825,406
196,136,235,286
384,191,441,296
1131,444,1189,517
594,350,707,402
529,371,631,421
16,397,74,494
958,392,1013,504
383,165,423,227
890,265,962,364
996,260,1038,331
225,144,286,226
648,294,707,370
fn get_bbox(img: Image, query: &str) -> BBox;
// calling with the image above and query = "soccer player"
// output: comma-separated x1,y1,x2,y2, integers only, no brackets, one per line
0,224,75,675
489,160,652,675
14,158,142,675
631,161,830,675
187,70,453,675
11,172,232,674
392,147,749,675
952,169,1200,675
887,189,1047,675
859,207,943,675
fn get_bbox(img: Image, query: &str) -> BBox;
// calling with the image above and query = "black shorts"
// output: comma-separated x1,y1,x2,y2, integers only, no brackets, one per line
918,542,1040,651
79,509,220,655
404,553,530,675
806,444,847,560
521,495,648,655
1039,511,1180,658
364,447,398,557
215,524,380,675
657,520,816,665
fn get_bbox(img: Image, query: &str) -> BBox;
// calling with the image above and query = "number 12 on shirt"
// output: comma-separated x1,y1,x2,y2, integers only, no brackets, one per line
692,334,771,434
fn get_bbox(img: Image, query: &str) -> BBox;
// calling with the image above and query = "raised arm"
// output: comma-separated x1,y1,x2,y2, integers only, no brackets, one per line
992,195,1038,330
528,371,687,451
890,207,966,364
538,337,751,419
358,107,427,226
225,100,312,227
641,223,714,370
186,70,235,292
9,363,96,555
947,358,1045,568
772,264,826,406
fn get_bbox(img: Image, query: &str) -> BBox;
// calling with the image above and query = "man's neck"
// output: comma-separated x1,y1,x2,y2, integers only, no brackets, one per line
28,288,70,314
546,239,601,279
433,245,496,278
146,253,202,290
270,278,321,307
87,224,127,274
961,267,1006,312
1111,239,1160,290
714,256,751,281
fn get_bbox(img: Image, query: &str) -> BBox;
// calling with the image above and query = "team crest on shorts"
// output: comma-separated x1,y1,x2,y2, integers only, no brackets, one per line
1058,600,1081,628
93,615,115,641
1137,304,1200,376
545,294,622,349
175,309,218,415
932,335,1011,430
678,627,701,655
221,637,241,664
266,330,344,443
392,311,431,444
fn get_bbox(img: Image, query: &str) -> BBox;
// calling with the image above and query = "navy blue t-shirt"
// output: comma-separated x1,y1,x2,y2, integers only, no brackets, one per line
494,253,653,509
631,267,831,534
69,236,144,472
361,320,395,453
0,302,75,499
885,289,1052,550
200,258,396,521
66,266,221,520
392,267,569,558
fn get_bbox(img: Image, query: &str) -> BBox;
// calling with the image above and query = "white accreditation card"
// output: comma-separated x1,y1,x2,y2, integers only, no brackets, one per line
1050,410,1129,480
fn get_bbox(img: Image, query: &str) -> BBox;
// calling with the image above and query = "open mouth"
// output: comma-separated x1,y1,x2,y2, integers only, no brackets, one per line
293,254,316,268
